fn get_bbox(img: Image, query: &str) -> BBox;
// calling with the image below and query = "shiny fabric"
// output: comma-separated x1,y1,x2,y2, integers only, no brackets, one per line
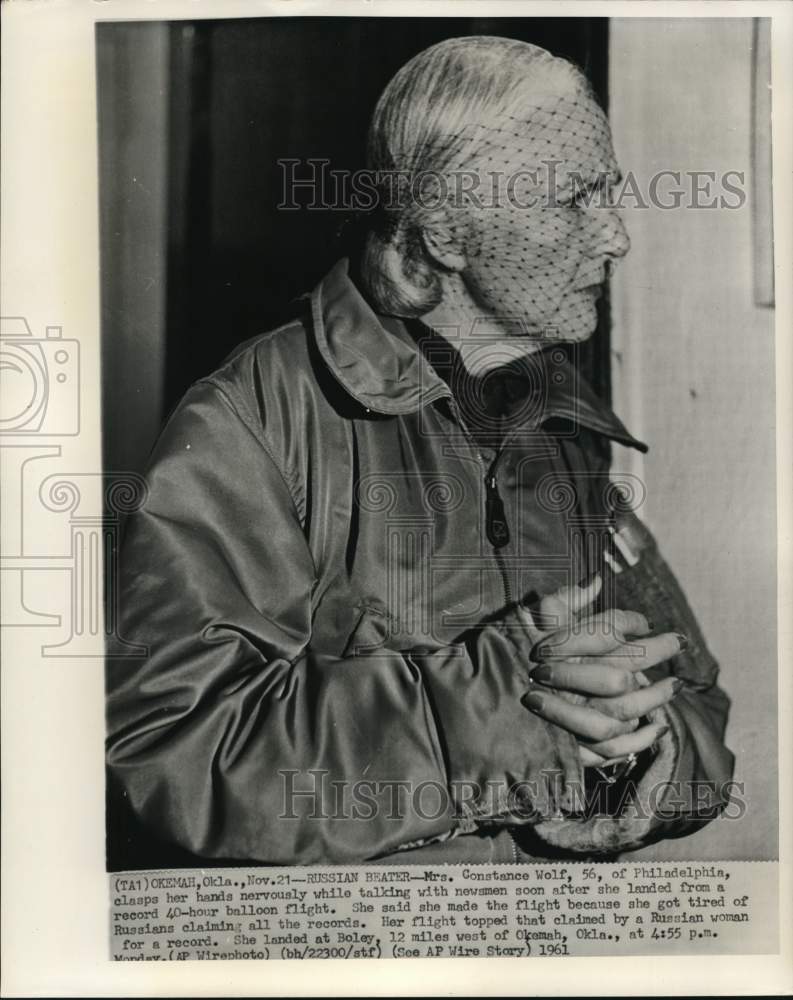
106,259,733,864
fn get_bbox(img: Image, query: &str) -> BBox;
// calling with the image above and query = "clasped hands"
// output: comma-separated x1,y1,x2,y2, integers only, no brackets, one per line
519,576,686,768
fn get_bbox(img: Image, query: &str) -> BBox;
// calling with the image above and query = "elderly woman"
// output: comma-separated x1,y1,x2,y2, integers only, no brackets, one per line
106,36,733,865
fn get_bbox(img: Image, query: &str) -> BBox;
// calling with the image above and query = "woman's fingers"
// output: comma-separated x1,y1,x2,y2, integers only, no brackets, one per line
518,575,602,643
584,721,670,760
523,689,638,741
530,633,687,690
532,609,656,661
535,574,603,629
582,633,687,674
579,745,608,767
589,676,683,721
531,661,638,697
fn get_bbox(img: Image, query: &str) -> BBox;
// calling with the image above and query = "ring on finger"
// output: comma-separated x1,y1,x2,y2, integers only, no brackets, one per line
593,752,638,785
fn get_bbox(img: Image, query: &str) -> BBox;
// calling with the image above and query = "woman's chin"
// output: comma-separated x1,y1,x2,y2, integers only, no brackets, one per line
529,304,598,345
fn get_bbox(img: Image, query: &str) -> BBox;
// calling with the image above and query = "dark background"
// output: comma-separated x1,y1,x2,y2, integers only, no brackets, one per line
98,16,610,871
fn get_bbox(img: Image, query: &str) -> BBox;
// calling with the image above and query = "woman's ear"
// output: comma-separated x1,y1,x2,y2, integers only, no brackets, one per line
420,216,468,273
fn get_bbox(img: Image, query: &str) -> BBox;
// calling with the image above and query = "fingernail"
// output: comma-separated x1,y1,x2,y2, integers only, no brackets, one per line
579,569,600,587
674,633,689,653
524,692,544,711
671,678,684,694
531,664,552,683
656,724,670,738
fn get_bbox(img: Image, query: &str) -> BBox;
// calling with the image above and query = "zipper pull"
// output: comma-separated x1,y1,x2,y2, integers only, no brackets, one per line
485,474,510,549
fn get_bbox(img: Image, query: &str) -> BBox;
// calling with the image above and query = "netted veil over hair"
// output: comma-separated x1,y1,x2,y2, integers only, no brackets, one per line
359,36,592,318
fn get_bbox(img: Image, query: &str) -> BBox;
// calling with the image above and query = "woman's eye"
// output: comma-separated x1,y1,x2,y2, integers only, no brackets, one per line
572,184,601,208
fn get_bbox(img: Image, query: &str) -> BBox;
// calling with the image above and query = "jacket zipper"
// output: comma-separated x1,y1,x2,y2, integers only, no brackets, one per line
446,399,523,863
484,461,513,607
445,397,515,609
484,451,523,862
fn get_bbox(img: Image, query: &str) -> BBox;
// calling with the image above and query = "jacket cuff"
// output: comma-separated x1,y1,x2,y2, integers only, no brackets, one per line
531,703,679,855
412,612,583,830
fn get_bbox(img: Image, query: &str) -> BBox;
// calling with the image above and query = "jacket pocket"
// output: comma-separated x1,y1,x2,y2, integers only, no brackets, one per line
341,603,396,657
341,601,437,657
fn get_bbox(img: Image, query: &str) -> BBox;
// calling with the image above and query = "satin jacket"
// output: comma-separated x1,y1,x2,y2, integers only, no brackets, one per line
106,259,734,865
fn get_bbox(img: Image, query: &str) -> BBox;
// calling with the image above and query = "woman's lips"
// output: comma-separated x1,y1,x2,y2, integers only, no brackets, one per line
574,267,607,293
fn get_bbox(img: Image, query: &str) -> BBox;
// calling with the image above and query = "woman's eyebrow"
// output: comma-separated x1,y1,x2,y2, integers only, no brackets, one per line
592,169,622,188
564,169,620,193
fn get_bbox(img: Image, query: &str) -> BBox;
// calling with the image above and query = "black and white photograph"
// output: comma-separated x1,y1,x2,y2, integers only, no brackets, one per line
1,0,791,993
100,14,773,870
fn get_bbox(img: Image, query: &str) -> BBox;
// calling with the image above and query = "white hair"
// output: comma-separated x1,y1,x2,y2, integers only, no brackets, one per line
359,36,590,316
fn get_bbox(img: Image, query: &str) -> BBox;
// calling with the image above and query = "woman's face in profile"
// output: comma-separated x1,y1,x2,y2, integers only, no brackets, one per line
460,88,631,344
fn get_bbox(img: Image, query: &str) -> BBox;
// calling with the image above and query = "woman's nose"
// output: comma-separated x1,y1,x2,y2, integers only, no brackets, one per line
582,207,631,260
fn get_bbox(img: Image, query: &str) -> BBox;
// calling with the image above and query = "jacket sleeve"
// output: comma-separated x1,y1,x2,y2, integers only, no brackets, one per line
106,380,582,865
531,509,735,856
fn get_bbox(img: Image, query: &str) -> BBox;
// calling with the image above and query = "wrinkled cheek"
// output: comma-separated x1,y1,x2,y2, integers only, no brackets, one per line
519,251,583,319
465,210,583,325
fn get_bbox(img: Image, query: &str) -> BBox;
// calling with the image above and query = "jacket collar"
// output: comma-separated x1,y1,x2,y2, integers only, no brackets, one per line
309,258,647,452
